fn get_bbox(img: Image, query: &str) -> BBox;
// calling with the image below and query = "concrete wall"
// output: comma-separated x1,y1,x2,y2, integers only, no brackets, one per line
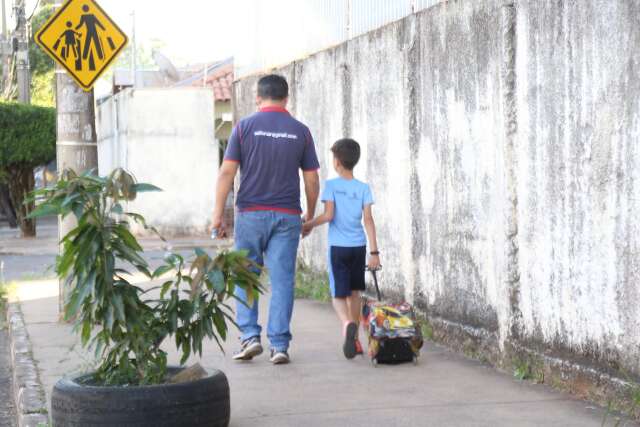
234,0,640,399
515,0,640,378
97,88,218,236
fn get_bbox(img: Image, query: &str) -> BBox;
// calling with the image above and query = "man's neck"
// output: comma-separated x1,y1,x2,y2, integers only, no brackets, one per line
258,100,287,110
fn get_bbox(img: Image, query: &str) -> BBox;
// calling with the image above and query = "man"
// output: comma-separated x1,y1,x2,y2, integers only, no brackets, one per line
211,74,320,364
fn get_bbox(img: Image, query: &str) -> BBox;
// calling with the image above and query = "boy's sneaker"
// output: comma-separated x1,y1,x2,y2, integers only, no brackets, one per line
343,322,358,359
270,349,290,365
232,337,263,361
354,338,364,356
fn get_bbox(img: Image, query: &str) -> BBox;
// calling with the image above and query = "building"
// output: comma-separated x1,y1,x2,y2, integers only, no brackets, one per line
96,58,234,236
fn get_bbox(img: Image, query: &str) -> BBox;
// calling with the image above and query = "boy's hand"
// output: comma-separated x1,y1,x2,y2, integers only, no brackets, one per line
301,221,314,238
367,254,381,270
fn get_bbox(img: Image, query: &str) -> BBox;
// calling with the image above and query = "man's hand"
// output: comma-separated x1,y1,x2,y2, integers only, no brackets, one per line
210,214,228,239
302,221,314,238
367,254,381,270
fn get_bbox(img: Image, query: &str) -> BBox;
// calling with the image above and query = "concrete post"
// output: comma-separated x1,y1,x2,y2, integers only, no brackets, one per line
55,67,98,316
14,0,29,103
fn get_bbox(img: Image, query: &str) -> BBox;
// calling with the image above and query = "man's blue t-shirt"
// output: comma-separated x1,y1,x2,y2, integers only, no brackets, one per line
321,177,374,247
224,106,320,214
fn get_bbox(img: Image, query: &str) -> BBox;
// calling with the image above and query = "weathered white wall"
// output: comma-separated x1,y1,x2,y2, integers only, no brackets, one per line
97,88,218,236
515,0,640,375
234,0,640,384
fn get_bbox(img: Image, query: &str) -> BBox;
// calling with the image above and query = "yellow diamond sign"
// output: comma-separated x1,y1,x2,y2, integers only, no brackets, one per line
35,0,128,91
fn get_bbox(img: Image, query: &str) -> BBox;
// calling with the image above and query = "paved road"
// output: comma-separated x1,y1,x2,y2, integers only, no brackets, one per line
0,314,16,427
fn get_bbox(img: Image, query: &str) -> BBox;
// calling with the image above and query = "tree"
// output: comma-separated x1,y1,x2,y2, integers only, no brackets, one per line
0,4,55,105
0,102,55,236
29,4,56,107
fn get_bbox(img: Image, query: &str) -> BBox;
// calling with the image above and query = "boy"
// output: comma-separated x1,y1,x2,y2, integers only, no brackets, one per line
303,138,380,359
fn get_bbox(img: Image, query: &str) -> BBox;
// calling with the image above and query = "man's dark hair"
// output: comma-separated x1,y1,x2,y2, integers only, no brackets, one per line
331,138,361,170
257,74,289,100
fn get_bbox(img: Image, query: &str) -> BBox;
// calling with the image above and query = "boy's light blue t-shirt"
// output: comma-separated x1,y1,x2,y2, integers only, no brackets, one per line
321,177,374,247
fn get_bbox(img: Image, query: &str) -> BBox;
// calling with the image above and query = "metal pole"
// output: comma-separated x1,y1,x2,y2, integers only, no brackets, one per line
54,2,98,317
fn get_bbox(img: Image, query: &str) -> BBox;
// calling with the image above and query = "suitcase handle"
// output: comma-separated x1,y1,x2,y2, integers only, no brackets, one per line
366,266,383,301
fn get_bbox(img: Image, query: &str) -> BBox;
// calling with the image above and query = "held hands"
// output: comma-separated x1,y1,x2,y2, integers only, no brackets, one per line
301,212,314,238
301,220,314,238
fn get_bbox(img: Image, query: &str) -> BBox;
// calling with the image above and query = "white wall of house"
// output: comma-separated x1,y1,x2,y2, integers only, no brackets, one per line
96,88,218,236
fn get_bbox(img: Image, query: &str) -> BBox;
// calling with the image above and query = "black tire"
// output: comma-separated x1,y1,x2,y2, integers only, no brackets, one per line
51,368,230,427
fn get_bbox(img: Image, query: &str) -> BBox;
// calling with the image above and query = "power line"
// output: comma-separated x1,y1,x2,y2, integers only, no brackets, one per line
27,0,40,21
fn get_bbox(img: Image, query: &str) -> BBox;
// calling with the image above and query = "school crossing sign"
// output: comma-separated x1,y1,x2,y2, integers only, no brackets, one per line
35,0,128,91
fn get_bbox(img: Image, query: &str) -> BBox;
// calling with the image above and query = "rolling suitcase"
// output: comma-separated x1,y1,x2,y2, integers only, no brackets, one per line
362,267,423,366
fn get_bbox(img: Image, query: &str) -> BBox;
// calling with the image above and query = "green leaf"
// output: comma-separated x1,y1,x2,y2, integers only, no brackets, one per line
153,264,174,278
105,305,114,330
112,293,126,322
71,270,96,313
27,202,59,218
207,270,225,293
133,183,162,193
111,203,124,215
160,280,174,299
213,310,227,340
81,319,92,345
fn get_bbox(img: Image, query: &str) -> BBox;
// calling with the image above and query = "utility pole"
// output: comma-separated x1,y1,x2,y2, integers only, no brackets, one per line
13,0,29,103
130,9,136,87
1,0,9,89
54,1,98,316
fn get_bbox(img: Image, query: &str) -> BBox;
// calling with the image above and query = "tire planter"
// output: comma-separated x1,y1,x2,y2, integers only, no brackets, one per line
51,368,230,427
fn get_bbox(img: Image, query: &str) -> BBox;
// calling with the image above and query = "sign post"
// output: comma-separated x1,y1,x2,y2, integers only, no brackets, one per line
35,0,128,315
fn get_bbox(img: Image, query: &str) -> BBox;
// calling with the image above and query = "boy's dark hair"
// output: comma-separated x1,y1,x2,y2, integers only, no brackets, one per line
331,138,361,170
257,74,289,100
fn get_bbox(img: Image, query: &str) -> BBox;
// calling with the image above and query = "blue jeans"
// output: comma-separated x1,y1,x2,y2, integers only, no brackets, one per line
234,210,301,351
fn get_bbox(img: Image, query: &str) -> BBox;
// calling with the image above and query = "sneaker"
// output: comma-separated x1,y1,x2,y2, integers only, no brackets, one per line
232,337,263,361
270,349,290,365
343,322,358,359
354,338,364,356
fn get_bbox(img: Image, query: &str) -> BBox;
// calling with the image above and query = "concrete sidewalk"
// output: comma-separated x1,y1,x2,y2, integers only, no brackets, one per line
14,277,638,427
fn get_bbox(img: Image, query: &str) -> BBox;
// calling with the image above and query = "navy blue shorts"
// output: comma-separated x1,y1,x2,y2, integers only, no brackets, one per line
328,246,366,298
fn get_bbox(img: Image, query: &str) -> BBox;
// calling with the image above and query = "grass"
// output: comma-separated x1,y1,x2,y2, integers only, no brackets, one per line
294,261,331,303
0,280,10,330
420,320,434,341
512,356,544,383
601,377,640,426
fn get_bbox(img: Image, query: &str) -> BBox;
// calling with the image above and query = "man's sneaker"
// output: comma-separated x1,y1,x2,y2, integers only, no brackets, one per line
232,337,263,361
343,322,358,359
270,349,290,365
354,338,364,356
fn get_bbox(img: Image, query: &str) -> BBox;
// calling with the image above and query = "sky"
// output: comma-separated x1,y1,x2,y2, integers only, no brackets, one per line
98,0,237,67
5,0,238,67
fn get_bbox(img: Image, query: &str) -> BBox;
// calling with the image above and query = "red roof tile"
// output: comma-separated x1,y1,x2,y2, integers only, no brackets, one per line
205,63,233,101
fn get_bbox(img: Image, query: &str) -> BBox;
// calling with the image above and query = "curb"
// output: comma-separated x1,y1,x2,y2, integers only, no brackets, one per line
7,303,49,427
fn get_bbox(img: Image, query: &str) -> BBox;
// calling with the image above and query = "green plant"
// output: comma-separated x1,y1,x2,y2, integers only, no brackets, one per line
421,321,434,341
29,168,263,386
295,261,330,302
513,358,532,381
0,102,56,237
